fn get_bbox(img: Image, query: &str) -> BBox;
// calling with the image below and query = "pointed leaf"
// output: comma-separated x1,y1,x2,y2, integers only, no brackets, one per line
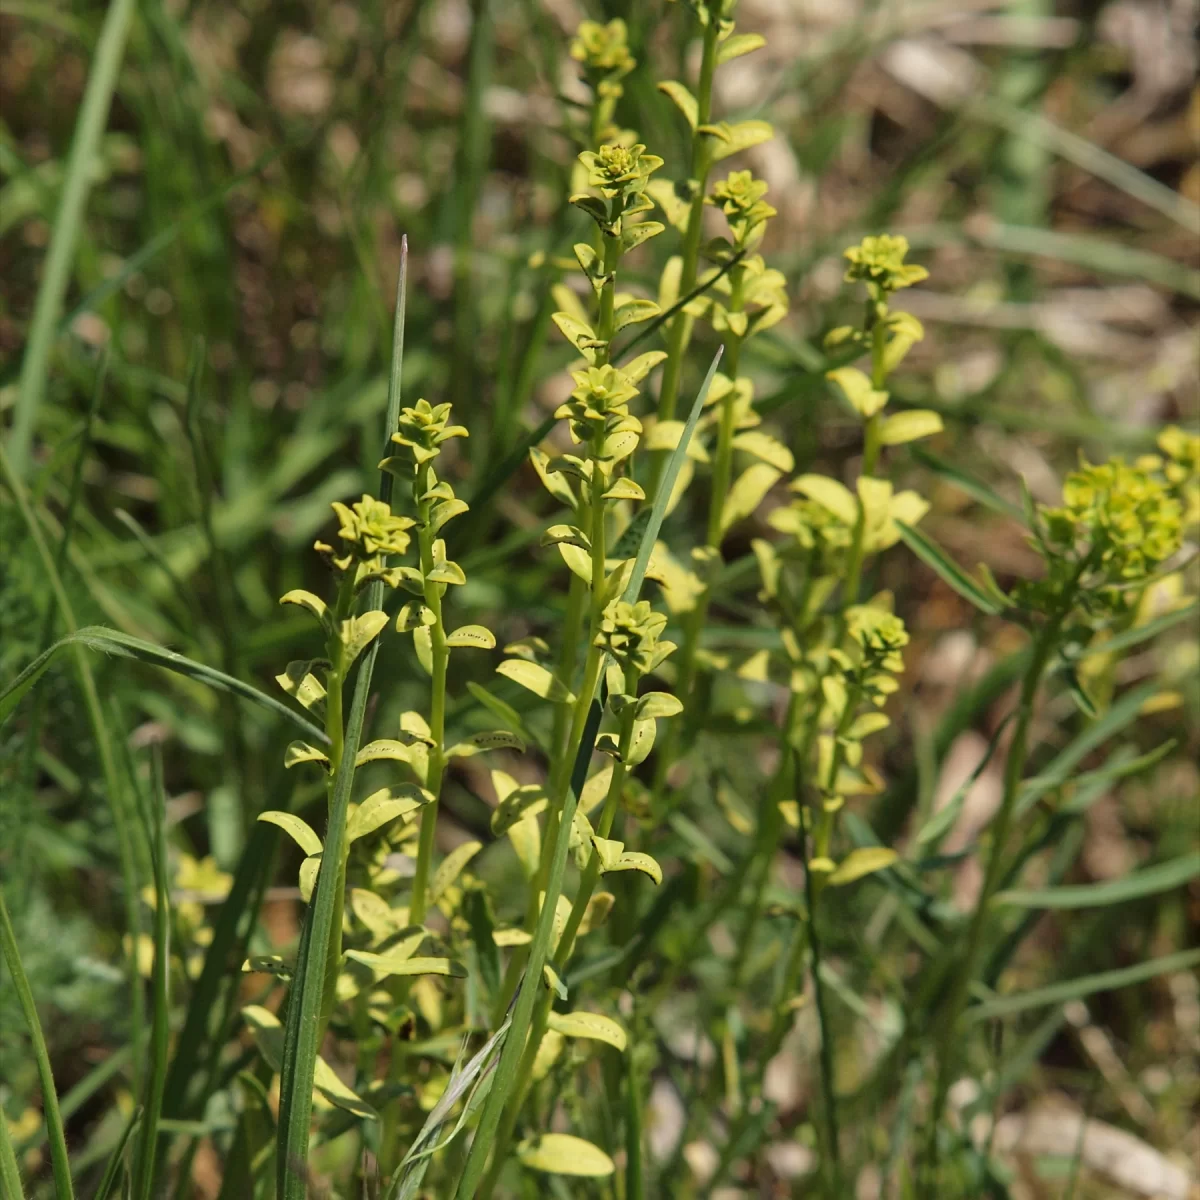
879,410,944,446
284,742,330,771
825,847,898,887
355,740,414,767
347,786,430,842
258,811,323,856
518,1134,615,1177
344,951,466,980
496,659,575,704
657,80,698,129
445,625,496,650
547,1011,627,1052
896,522,1005,615
430,841,483,905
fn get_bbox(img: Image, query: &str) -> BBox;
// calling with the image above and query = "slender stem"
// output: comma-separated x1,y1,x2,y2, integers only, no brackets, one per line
804,835,841,1193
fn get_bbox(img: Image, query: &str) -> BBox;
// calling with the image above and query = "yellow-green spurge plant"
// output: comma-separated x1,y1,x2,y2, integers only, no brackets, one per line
2,4,1199,1199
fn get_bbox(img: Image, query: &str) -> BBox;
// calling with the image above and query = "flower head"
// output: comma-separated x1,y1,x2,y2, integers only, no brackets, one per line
595,599,675,675
1042,457,1183,585
391,399,469,467
843,234,928,297
580,143,663,197
328,495,415,561
709,170,776,247
570,19,635,82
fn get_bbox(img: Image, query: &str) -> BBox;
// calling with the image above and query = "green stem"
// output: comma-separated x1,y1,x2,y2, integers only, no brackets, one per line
0,889,74,1200
923,617,1061,1183
804,836,841,1193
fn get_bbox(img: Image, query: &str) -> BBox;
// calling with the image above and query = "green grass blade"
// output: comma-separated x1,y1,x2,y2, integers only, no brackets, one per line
0,1107,25,1200
131,750,170,1200
276,240,408,1200
1075,602,1199,660
0,626,327,742
911,446,1023,520
8,0,136,473
452,350,722,1199
93,1111,142,1200
995,853,1200,911
0,889,74,1199
967,948,1200,1023
1015,680,1159,816
896,521,1006,615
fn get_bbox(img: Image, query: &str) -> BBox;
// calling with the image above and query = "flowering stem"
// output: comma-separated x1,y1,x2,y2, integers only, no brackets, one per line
652,14,721,430
411,462,451,927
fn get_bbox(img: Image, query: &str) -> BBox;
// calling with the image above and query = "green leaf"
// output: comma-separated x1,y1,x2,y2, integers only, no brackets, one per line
603,851,663,885
705,119,774,161
347,786,430,842
430,498,469,535
465,681,535,750
355,739,415,767
284,742,330,771
447,730,526,756
1075,601,1199,660
280,589,329,627
517,1133,615,1177
621,221,665,255
258,811,323,856
879,409,944,446
613,299,661,332
895,522,1005,615
657,80,698,129
445,625,496,650
430,841,483,905
491,783,550,834
793,474,857,525
0,625,329,742
635,691,683,720
720,463,781,534
995,853,1200,910
0,889,74,1199
732,430,794,472
275,661,328,713
344,952,467,980
826,366,888,418
912,446,1024,519
547,1010,628,1052
967,948,1200,1023
825,847,898,887
717,31,766,62
496,659,575,704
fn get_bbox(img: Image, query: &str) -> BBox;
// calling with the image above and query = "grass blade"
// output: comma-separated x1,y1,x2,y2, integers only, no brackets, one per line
0,889,74,1199
1075,602,1199,660
967,948,1200,1023
452,349,722,1199
0,626,327,742
911,446,1023,520
92,1110,141,1200
8,0,136,472
995,853,1200,911
896,521,1006,615
0,1110,25,1200
131,749,170,1200
276,239,409,1200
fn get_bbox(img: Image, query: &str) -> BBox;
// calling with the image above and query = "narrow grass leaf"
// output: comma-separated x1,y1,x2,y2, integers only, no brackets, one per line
967,948,1200,1022
995,853,1200,910
92,1110,141,1200
131,750,170,1200
912,446,1023,520
1075,602,1199,660
896,522,1005,615
8,0,136,472
0,890,73,1199
0,626,328,741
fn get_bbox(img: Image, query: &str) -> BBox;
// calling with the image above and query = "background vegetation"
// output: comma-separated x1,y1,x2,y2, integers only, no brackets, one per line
1,0,1197,1197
